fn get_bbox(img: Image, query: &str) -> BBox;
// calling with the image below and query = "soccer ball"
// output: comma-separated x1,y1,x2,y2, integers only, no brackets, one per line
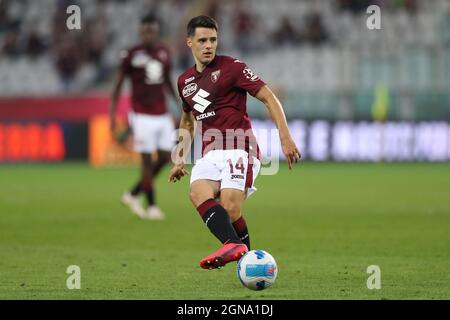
237,250,278,290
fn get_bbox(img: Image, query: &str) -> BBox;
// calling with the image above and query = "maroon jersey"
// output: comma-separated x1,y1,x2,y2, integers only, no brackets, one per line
120,44,171,115
177,55,265,158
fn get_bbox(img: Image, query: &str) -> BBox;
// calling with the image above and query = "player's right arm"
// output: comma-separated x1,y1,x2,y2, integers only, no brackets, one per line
109,69,126,136
110,49,132,137
168,110,195,183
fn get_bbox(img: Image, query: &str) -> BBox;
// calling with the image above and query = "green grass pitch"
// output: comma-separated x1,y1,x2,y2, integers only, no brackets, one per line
0,162,449,299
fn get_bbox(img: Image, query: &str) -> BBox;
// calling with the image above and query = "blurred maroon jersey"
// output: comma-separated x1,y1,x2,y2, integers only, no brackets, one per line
121,44,171,115
177,55,265,158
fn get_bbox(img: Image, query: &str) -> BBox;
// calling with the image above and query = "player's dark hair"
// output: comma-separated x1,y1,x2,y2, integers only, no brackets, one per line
141,13,159,25
187,15,218,37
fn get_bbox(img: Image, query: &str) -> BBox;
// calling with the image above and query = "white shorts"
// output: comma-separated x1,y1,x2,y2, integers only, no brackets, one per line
128,112,175,153
190,149,261,198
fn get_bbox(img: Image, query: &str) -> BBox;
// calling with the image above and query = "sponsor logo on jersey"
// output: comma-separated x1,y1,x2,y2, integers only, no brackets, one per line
195,110,215,121
182,83,198,97
184,76,195,84
192,89,211,113
231,174,245,180
211,70,221,83
243,67,259,81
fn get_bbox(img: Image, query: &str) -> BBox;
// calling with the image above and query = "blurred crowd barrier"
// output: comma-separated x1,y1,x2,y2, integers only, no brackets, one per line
0,0,449,122
1,0,450,164
0,95,129,164
1,96,449,164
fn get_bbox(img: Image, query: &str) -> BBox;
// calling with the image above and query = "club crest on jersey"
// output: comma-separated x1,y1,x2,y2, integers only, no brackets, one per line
182,83,197,98
211,70,221,83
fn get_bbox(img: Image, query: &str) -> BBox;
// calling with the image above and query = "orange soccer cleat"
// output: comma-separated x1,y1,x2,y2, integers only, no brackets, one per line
200,242,248,270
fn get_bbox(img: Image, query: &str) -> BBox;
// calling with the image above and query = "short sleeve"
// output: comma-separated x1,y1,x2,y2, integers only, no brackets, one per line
177,78,192,112
181,99,191,112
232,61,266,96
120,49,132,74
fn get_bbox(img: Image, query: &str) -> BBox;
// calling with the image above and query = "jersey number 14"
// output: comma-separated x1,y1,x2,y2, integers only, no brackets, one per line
227,157,245,174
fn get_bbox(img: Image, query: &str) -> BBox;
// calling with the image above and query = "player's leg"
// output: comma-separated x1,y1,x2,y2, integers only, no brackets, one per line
121,113,147,218
219,150,261,251
192,180,248,269
127,152,154,199
128,112,142,195
190,179,242,244
141,151,166,220
141,152,155,206
190,156,248,269
220,188,251,250
129,179,142,196
153,150,171,177
190,151,248,269
123,112,164,219
122,154,146,219
153,114,175,177
144,114,175,219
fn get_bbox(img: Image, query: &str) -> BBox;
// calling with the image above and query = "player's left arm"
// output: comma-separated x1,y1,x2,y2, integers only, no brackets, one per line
168,110,194,183
255,85,301,169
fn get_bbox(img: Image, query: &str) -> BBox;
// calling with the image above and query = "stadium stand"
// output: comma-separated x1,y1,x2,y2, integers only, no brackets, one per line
0,0,449,120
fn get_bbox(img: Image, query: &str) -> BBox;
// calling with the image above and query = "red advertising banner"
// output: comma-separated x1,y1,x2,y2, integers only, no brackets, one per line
0,95,129,163
0,95,129,121
0,122,65,161
89,115,140,167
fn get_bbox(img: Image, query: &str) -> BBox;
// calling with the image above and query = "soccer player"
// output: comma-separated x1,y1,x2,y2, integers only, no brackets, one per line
110,14,177,220
168,16,301,269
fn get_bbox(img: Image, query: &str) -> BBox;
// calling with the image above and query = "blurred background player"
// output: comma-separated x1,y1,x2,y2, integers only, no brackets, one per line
169,16,301,269
109,14,178,220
